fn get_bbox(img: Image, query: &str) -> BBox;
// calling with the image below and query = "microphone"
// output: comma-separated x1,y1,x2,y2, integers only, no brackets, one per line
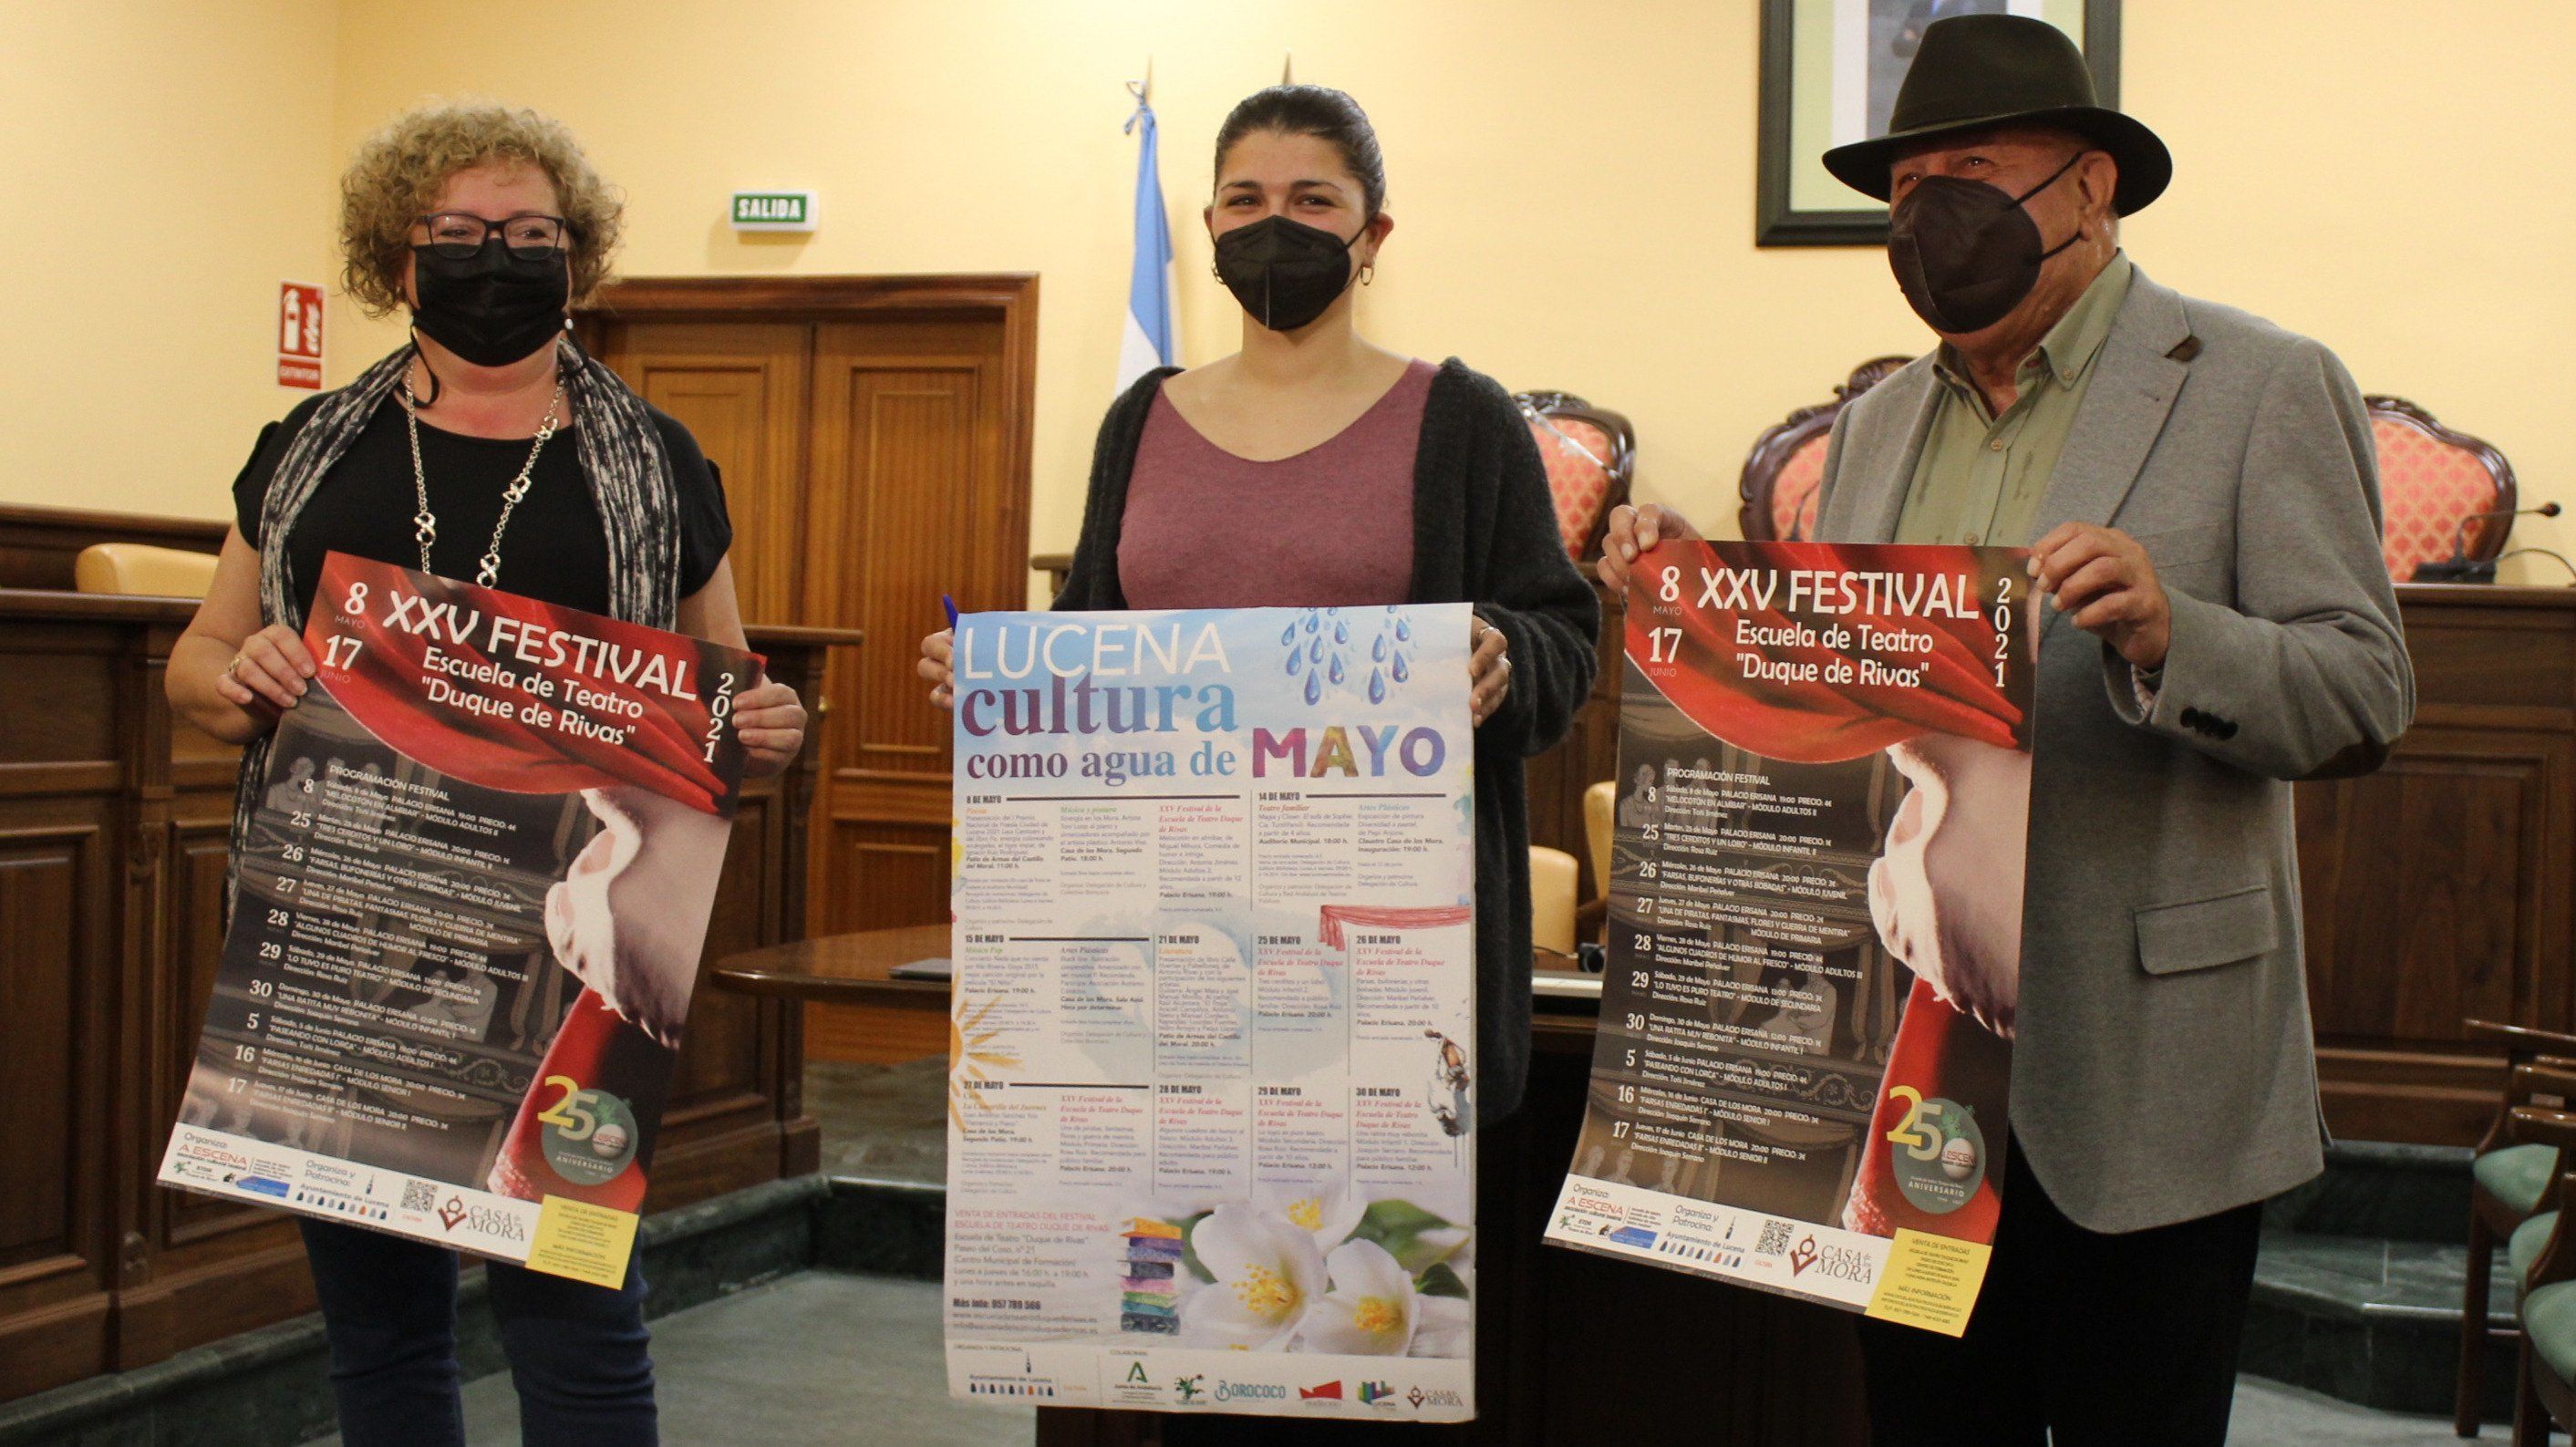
2413,502,2562,583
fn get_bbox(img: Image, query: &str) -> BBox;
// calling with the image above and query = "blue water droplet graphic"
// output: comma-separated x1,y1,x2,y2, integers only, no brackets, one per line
1304,614,1319,634
1304,670,1323,704
1372,636,1387,661
1309,637,1324,663
1396,619,1412,642
1369,668,1386,703
1333,621,1349,644
1329,656,1345,684
1391,654,1410,682
1287,650,1302,676
1280,622,1297,646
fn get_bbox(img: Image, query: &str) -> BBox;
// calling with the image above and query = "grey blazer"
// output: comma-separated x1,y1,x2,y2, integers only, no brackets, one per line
1815,264,2415,1233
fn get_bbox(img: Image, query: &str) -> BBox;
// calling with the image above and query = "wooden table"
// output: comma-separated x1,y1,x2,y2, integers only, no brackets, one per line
713,922,953,1010
710,927,1868,1446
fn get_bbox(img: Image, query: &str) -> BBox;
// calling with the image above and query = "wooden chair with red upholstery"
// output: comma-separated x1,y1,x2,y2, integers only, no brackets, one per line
2370,395,2519,583
1739,357,1912,543
2459,1020,2576,1436
1514,391,1635,562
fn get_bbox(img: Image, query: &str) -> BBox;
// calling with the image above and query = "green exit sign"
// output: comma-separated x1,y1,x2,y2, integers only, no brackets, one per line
729,191,816,232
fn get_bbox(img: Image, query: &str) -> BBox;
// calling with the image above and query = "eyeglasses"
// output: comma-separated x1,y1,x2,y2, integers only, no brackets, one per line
413,212,569,261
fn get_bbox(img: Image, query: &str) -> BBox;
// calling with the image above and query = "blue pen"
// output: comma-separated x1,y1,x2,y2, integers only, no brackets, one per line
943,594,960,630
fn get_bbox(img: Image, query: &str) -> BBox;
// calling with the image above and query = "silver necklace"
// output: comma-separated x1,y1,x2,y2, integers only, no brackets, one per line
398,375,566,586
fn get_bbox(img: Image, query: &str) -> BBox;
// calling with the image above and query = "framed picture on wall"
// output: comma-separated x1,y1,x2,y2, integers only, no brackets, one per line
1757,0,2122,246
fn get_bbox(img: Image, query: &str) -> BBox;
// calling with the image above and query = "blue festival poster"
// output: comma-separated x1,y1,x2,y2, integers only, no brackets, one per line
941,605,1478,1422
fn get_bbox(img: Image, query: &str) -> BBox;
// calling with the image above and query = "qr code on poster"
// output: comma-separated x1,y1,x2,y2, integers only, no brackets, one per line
401,1179,438,1214
1754,1218,1793,1257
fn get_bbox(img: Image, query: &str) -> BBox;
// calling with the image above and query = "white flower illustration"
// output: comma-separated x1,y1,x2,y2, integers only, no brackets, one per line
1178,1206,1327,1350
1257,1178,1364,1255
1298,1239,1419,1356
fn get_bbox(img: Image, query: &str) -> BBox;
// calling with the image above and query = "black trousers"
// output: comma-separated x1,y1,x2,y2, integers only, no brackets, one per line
1857,1142,2263,1447
301,1217,657,1447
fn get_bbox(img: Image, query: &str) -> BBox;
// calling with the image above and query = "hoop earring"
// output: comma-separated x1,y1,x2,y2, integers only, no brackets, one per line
1359,264,1376,287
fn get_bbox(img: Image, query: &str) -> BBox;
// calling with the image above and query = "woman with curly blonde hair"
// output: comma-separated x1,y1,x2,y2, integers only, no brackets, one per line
167,101,805,1446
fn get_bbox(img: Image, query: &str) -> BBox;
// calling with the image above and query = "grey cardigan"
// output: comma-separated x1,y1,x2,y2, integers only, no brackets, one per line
1817,265,2415,1232
1053,359,1601,1120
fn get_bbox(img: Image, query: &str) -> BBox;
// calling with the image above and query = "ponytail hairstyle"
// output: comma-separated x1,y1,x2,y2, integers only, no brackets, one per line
1212,85,1387,217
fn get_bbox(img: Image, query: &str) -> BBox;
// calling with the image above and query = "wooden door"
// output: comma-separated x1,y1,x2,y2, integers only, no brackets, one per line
587,276,1037,1063
802,315,1013,941
605,319,812,624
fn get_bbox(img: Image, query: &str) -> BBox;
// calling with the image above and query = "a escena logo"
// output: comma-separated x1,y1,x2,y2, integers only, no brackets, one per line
1173,1375,1204,1403
1358,1380,1398,1406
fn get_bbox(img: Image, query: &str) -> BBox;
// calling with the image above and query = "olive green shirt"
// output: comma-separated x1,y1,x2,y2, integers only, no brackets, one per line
1893,253,2136,547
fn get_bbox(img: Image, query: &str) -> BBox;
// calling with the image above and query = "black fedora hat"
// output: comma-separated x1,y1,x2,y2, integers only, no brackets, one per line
1821,14,2170,215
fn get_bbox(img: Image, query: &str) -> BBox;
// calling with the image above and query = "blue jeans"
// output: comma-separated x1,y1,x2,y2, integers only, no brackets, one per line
300,1217,657,1447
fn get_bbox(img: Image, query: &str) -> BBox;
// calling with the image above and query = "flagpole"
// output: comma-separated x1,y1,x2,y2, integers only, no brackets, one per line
1115,76,1180,393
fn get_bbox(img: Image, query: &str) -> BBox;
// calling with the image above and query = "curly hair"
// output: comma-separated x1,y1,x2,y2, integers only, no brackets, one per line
339,100,624,317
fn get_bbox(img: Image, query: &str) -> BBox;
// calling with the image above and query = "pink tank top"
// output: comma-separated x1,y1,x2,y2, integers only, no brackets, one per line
1117,359,1432,610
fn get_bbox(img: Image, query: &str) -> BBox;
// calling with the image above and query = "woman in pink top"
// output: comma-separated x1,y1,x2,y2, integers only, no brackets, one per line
924,82,1596,1122
921,88,1597,1435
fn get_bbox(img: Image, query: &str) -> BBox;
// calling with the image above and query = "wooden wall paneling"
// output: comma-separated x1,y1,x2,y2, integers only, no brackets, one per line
2292,590,2576,1143
114,791,315,1369
0,797,118,1400
2299,722,2573,1142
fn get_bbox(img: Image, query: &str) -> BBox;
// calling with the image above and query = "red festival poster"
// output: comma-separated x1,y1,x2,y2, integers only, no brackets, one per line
1544,540,2036,1335
157,553,760,1286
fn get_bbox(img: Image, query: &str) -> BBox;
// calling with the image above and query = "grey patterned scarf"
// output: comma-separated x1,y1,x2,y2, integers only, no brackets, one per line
228,336,682,904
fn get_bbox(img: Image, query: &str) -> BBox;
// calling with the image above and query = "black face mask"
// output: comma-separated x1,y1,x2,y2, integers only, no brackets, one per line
1213,215,1366,332
1886,152,2085,335
410,238,571,367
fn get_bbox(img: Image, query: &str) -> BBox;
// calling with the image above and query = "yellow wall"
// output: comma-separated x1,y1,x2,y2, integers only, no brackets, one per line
0,0,340,521
18,1,2576,582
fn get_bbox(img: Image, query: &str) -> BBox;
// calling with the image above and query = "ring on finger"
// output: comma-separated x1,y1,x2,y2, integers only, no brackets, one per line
225,656,247,681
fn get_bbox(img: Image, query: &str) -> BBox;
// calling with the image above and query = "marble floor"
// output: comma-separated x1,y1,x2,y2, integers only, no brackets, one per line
308,1271,1028,1447
807,1058,946,1185
305,1267,2519,1446
303,1059,2555,1444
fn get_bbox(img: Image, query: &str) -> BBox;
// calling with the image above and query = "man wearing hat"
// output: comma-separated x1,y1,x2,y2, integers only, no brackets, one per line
1603,15,2412,1444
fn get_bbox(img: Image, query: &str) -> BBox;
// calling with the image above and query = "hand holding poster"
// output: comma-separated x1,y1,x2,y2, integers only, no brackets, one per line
943,605,1478,1421
159,552,760,1287
1547,541,2035,1336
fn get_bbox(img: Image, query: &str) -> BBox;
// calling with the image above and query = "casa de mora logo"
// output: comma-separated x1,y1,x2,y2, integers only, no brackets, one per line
1788,1235,1820,1276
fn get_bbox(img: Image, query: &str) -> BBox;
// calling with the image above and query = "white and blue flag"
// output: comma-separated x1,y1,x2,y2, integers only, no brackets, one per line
1117,84,1179,392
